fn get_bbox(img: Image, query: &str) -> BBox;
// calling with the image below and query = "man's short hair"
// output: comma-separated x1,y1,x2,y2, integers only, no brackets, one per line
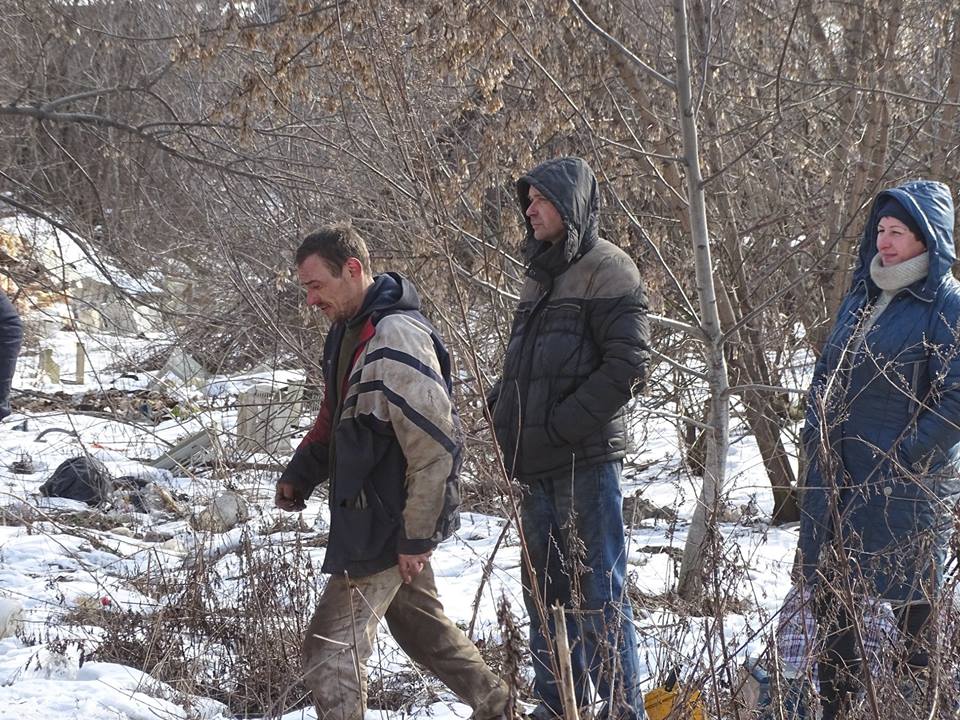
295,223,371,276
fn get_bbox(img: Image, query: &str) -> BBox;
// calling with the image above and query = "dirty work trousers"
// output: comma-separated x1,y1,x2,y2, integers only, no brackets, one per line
302,562,508,720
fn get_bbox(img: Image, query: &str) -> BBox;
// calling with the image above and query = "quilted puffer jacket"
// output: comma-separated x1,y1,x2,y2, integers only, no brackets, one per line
490,157,650,480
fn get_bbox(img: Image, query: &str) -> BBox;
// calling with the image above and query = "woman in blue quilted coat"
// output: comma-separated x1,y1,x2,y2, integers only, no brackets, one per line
796,181,960,718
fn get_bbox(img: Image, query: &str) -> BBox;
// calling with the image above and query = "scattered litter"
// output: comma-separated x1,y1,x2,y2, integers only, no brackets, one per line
35,427,80,443
9,452,35,474
39,456,114,506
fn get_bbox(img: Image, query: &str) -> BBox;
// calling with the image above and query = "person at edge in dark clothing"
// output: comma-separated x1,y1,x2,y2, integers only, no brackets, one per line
489,157,651,720
768,182,960,719
275,224,508,720
0,289,22,421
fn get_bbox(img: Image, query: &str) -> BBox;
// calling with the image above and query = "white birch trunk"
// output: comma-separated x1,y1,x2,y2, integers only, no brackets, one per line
671,0,731,602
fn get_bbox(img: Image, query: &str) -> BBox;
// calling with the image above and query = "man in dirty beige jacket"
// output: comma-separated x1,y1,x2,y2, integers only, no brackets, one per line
276,224,509,720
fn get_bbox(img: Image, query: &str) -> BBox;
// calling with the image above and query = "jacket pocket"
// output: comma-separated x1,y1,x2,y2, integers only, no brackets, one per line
331,503,392,563
330,421,403,563
871,474,940,534
545,400,567,447
906,358,924,418
533,302,588,367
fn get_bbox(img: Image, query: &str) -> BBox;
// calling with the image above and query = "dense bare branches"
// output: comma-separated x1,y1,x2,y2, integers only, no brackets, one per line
3,0,960,581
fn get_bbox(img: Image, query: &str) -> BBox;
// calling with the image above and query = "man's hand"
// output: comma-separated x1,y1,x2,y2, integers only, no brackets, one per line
274,481,306,511
397,551,432,584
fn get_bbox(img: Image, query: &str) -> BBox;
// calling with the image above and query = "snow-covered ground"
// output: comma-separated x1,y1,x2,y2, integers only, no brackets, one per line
0,318,801,719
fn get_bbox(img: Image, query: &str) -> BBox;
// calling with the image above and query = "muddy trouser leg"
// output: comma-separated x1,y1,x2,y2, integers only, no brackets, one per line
301,567,403,720
816,597,861,720
385,562,509,719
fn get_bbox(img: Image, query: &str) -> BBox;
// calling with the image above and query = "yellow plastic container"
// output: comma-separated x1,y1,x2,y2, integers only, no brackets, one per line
643,684,706,720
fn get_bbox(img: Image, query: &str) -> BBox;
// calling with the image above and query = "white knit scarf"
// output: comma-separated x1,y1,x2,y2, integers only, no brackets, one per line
850,251,929,353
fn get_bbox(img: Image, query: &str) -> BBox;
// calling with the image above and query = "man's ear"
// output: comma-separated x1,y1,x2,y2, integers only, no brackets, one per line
344,257,364,278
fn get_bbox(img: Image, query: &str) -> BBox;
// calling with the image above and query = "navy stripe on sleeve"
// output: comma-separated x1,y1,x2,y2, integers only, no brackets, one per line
342,380,457,453
347,347,446,389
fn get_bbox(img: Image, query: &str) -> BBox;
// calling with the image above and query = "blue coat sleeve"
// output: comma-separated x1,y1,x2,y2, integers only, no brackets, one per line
901,296,960,474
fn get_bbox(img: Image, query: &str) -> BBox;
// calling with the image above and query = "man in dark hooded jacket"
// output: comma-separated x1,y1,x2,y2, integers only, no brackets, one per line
490,157,650,719
276,224,508,720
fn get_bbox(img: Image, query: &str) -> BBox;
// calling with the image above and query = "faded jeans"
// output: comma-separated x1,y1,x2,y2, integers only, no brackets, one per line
302,562,508,720
520,460,645,720
0,290,21,420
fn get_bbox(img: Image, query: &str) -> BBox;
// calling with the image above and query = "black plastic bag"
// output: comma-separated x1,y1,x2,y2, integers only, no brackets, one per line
39,456,113,506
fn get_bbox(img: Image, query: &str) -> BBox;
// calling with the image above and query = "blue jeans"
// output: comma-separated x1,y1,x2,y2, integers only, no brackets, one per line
520,460,644,720
0,290,21,420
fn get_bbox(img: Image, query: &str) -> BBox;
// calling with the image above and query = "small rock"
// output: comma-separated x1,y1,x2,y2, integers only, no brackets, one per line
160,536,187,554
191,491,250,533
0,597,23,639
623,494,678,525
141,530,174,543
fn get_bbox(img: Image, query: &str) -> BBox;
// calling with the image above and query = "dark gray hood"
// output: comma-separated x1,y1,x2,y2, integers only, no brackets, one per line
517,156,599,280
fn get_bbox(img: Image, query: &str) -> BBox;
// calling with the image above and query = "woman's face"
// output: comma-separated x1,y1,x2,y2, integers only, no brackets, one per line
876,217,926,266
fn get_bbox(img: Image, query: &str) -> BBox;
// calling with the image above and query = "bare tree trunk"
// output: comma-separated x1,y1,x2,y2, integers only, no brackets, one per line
672,0,730,603
741,390,799,523
932,6,960,179
816,1,901,343
844,6,900,219
703,90,800,524
818,0,869,341
717,289,799,523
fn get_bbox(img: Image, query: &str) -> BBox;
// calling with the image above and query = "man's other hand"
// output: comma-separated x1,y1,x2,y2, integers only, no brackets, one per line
398,551,432,584
275,481,306,511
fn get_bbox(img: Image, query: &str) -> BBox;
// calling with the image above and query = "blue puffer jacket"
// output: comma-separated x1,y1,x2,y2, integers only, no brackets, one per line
798,181,960,603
